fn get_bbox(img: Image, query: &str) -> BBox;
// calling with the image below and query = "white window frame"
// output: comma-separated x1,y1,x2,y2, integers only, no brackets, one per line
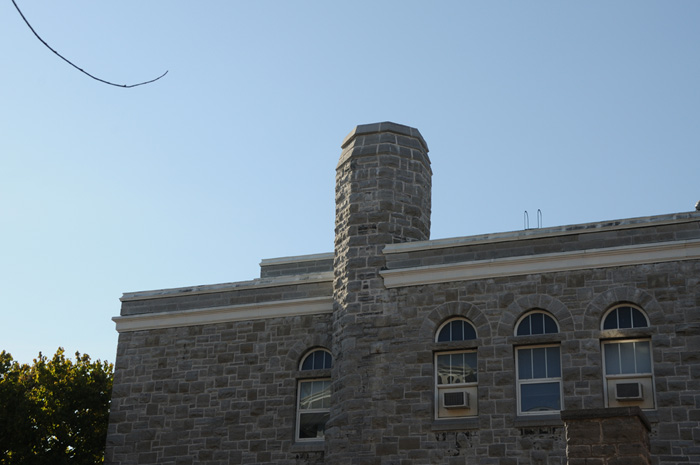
515,342,564,416
515,344,563,416
434,349,478,419
600,305,655,409
296,378,331,442
434,317,478,419
296,348,332,442
601,338,655,409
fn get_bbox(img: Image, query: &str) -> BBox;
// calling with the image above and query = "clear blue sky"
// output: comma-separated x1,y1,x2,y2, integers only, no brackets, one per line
2,1,698,364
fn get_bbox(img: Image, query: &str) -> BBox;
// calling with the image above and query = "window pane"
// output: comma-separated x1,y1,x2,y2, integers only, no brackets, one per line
521,382,560,412
604,343,621,375
301,356,314,371
532,347,547,379
463,322,477,340
531,313,544,335
299,412,330,439
436,354,450,385
437,326,449,342
308,380,330,409
452,321,463,341
517,316,531,336
619,342,636,374
632,309,647,328
299,382,313,409
603,310,618,330
544,315,558,334
635,341,651,373
312,351,323,370
546,346,561,378
518,349,532,380
464,352,478,383
618,307,632,329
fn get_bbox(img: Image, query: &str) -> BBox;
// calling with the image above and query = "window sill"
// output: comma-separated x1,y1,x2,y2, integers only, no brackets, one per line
431,417,479,431
509,334,564,346
513,414,563,428
290,441,325,453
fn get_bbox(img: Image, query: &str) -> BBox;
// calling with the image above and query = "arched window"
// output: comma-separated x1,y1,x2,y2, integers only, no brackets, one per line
516,311,559,336
434,318,478,419
602,305,648,330
514,311,562,415
297,349,332,441
600,305,654,409
436,318,477,342
300,348,332,371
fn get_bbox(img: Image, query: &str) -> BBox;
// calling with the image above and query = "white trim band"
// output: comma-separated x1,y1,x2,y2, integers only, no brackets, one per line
113,296,334,333
381,239,700,288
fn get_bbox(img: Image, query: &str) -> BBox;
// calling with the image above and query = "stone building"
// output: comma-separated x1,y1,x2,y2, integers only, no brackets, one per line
106,122,700,465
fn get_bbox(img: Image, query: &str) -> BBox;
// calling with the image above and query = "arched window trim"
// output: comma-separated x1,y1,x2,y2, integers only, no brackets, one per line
514,310,560,336
600,304,649,331
435,317,477,343
299,348,333,371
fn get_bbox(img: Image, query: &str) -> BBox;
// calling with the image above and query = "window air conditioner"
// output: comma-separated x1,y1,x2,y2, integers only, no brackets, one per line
442,390,470,409
615,381,643,400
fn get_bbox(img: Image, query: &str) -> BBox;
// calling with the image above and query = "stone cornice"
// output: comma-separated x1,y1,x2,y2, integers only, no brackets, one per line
120,271,333,302
113,296,334,333
380,239,700,288
260,252,334,266
384,212,700,254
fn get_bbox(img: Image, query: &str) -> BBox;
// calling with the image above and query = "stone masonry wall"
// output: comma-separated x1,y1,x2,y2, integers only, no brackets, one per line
106,313,333,465
380,259,700,464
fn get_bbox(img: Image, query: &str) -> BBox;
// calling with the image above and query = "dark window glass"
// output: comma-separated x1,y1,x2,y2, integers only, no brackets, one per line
531,313,544,335
632,309,647,328
518,349,532,380
520,382,560,412
603,311,617,330
619,307,632,328
532,348,547,379
546,346,561,378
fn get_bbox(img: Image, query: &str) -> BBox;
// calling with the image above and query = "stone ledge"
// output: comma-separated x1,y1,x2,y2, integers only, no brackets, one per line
431,417,479,431
120,271,333,302
513,415,564,428
384,211,700,255
289,442,325,453
561,407,651,431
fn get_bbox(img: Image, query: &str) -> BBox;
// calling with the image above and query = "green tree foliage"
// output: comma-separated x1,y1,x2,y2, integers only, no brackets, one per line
0,348,113,465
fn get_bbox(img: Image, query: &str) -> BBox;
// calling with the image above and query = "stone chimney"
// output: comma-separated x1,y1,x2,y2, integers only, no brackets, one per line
327,122,431,462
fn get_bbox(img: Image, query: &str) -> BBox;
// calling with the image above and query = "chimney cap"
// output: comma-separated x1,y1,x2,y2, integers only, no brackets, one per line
341,121,428,152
